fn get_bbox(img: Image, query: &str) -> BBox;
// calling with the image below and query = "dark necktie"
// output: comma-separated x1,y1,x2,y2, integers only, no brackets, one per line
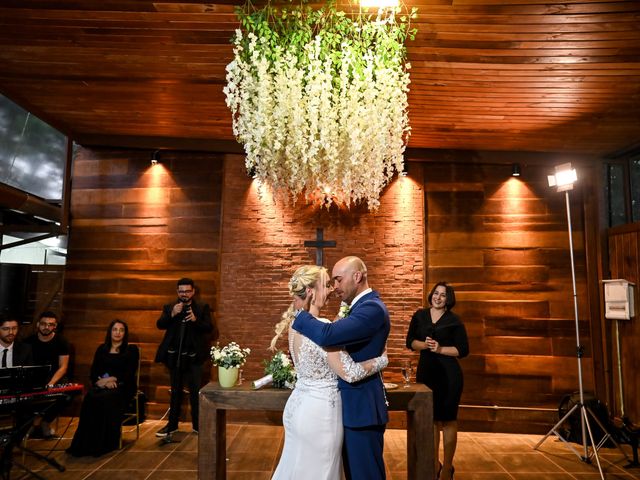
1,348,7,368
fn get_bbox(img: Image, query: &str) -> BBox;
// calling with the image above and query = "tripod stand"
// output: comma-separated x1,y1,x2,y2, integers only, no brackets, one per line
534,184,627,480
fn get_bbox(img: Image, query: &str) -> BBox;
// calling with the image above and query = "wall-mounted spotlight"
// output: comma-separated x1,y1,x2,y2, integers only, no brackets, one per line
511,163,521,177
151,150,160,166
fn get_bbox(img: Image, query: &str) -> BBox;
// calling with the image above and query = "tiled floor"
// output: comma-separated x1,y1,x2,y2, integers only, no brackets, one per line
12,418,640,480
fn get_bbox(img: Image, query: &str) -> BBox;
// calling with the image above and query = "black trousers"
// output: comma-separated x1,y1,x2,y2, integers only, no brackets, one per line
168,362,202,430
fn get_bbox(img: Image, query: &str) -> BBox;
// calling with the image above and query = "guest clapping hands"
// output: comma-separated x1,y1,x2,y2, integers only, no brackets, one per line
406,282,469,480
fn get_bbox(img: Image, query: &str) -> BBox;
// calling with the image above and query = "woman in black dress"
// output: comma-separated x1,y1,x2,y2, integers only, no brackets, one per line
406,282,468,480
67,319,139,457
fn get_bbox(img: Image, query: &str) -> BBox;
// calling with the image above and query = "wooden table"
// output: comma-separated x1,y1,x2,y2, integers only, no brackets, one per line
199,382,433,479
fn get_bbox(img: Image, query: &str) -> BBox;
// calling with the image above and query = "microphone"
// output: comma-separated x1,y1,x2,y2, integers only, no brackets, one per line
182,304,192,322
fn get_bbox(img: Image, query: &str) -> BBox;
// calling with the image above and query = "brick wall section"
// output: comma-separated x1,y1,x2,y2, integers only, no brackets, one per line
218,156,426,384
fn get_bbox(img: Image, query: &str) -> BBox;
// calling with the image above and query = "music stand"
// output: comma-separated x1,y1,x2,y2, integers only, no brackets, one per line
533,163,626,480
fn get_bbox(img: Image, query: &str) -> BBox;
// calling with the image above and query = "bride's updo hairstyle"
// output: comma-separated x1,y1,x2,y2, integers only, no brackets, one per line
269,265,327,351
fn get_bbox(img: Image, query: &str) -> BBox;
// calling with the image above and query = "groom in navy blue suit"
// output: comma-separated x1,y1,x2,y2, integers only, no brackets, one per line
293,256,390,480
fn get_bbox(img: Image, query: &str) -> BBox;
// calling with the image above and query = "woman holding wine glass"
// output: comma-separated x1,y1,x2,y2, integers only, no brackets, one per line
405,282,469,480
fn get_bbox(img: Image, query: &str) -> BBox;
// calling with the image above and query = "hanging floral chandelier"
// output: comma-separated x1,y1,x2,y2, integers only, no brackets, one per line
224,0,416,210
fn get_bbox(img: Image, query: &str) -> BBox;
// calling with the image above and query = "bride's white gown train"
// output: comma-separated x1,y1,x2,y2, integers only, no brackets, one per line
272,318,387,480
272,319,342,480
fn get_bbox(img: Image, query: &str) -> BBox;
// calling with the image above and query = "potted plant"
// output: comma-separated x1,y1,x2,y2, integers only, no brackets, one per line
211,342,251,388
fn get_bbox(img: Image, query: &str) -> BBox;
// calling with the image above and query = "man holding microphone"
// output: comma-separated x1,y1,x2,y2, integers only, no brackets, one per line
155,278,216,437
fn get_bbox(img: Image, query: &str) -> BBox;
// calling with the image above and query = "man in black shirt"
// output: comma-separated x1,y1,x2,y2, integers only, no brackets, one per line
155,278,217,437
24,311,71,438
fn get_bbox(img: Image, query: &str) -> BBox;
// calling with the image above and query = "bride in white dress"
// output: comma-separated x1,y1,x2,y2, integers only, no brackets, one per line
270,265,388,480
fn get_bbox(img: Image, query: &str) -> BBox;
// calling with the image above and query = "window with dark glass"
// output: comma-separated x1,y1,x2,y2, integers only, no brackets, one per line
607,163,627,227
631,157,640,223
0,94,67,200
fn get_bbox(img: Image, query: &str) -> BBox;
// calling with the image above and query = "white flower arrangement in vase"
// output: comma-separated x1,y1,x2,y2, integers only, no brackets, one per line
210,342,251,369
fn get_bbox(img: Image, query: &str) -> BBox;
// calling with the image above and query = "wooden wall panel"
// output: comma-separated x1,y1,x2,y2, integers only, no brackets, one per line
422,160,596,430
58,147,606,432
63,147,224,409
217,158,426,387
607,224,640,423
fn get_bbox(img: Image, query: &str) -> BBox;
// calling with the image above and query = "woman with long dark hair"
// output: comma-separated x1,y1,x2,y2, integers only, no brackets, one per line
67,320,139,457
406,282,469,480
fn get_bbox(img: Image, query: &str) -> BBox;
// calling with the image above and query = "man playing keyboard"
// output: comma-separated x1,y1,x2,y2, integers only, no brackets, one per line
24,312,71,439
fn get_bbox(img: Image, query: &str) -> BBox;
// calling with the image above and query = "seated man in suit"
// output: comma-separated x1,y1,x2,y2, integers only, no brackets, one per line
0,315,33,368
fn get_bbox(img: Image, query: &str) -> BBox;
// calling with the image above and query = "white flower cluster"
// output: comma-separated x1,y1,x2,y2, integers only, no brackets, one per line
338,302,351,319
265,350,296,388
224,11,411,210
275,351,291,367
210,342,251,368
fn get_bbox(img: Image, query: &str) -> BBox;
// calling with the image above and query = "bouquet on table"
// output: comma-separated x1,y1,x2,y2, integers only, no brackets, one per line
262,351,296,389
210,342,251,368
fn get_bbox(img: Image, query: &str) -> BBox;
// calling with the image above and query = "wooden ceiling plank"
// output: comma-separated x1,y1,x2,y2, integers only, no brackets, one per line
0,1,638,154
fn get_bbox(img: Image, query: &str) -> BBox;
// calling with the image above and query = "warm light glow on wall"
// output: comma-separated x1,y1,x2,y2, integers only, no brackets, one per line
139,162,171,206
493,177,533,216
385,173,422,245
251,177,277,208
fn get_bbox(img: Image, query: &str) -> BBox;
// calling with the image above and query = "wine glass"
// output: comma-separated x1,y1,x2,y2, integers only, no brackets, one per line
400,359,412,388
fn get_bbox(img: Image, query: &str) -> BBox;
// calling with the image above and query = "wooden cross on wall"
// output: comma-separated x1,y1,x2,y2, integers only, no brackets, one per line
304,228,336,266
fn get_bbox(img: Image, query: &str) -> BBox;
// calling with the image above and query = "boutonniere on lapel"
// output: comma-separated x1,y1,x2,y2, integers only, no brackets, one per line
338,303,351,319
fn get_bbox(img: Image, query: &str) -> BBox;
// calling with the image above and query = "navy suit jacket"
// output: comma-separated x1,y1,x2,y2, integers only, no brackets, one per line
292,290,390,428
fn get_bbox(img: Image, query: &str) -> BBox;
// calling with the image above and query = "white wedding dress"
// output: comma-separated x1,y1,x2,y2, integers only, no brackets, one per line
271,318,386,480
272,319,343,480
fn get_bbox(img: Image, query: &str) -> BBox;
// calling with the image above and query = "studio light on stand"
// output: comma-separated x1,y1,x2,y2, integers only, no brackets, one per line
534,163,626,479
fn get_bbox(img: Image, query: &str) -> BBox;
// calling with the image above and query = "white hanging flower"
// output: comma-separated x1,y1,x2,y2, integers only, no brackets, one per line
225,2,416,210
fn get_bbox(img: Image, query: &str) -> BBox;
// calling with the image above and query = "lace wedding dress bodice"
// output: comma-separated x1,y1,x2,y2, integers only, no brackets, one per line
289,318,338,385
